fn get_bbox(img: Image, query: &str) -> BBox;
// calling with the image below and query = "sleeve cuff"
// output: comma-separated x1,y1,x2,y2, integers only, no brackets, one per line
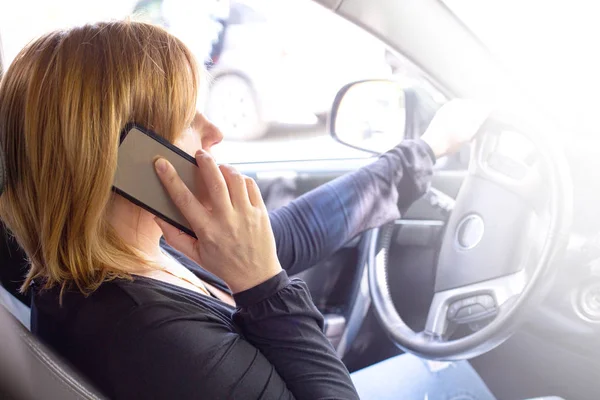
233,270,291,308
414,138,437,164
415,138,437,164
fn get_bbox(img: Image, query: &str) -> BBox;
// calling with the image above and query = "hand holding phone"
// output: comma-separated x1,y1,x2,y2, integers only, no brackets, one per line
153,151,282,294
113,124,201,237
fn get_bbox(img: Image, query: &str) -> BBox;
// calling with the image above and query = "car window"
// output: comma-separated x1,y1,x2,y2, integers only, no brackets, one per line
229,3,266,25
0,0,441,164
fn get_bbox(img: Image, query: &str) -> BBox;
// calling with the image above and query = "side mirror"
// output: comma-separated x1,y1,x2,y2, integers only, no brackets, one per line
329,80,407,154
330,80,441,154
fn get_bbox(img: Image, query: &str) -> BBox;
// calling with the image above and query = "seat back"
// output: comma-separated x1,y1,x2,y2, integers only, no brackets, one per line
0,283,30,328
0,222,31,328
0,306,105,400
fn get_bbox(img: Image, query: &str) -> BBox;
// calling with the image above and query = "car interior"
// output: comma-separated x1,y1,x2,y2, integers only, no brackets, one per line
1,0,599,399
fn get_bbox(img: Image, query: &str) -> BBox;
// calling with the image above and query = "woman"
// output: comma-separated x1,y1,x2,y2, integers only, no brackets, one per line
0,21,494,399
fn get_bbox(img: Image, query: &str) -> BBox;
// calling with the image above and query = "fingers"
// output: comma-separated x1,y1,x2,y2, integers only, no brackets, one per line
155,150,261,221
154,158,207,227
245,177,265,209
219,165,250,208
219,166,264,209
194,150,230,211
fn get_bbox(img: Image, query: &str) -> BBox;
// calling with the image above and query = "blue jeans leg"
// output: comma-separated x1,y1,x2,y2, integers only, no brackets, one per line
350,353,496,400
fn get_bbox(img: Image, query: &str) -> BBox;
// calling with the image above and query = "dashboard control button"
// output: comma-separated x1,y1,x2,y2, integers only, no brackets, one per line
462,296,478,307
455,304,486,320
487,154,527,179
477,295,496,310
447,301,462,318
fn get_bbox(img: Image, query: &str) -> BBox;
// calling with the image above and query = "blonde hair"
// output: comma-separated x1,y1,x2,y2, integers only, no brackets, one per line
0,21,200,294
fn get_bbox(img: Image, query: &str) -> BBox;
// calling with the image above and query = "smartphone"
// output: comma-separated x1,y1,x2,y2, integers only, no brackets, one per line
113,123,198,238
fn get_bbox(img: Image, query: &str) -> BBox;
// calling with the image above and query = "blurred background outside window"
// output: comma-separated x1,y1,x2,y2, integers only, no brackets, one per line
0,0,436,163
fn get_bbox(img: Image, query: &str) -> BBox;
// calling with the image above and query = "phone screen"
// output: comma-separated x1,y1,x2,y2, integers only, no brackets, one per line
113,124,198,238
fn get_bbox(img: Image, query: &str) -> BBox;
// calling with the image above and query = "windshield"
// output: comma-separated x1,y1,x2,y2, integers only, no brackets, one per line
443,0,599,136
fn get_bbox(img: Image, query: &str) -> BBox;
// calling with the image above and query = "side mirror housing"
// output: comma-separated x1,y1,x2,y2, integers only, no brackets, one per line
330,79,441,154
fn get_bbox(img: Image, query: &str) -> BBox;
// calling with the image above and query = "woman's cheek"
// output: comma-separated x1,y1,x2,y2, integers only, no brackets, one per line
176,128,204,157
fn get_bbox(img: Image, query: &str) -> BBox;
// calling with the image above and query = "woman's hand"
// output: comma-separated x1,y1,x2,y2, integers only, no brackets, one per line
420,99,492,158
153,150,282,294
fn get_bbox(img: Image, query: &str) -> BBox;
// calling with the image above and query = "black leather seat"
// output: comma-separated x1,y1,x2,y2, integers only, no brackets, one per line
0,305,105,399
0,222,31,328
0,223,30,307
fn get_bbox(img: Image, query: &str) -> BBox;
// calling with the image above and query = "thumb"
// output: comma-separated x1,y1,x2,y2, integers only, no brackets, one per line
154,217,201,263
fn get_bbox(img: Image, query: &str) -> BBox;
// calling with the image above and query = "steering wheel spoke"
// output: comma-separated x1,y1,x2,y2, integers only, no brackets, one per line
424,270,527,338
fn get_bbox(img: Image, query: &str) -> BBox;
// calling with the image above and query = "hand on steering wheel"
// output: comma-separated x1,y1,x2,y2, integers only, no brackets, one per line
421,99,492,158
369,107,572,360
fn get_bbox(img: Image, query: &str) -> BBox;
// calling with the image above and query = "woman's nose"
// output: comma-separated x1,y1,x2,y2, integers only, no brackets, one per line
202,122,224,151
192,112,224,152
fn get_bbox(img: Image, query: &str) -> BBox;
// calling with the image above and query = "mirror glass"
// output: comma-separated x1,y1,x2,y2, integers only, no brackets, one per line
331,80,406,154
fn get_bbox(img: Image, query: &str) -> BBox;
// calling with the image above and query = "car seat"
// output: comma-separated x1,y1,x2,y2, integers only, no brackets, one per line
0,306,105,399
0,223,31,328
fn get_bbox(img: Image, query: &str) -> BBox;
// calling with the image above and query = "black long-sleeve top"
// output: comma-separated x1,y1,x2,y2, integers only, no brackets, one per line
31,139,434,399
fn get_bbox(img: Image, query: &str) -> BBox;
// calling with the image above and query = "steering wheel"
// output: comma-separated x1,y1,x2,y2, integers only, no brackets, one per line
368,112,573,360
